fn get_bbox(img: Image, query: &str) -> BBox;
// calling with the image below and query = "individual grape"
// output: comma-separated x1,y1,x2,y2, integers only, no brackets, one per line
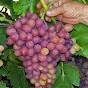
47,64,54,70
26,12,31,18
70,47,76,54
11,33,19,41
26,66,33,72
83,62,88,69
19,17,27,24
65,44,71,50
47,43,55,50
40,61,48,67
38,28,46,36
23,60,27,67
42,24,48,31
13,20,21,29
14,49,21,56
26,60,32,66
0,45,4,53
17,29,22,33
63,24,73,32
38,53,47,62
35,18,43,27
50,36,59,44
49,32,56,38
47,79,53,84
51,60,57,66
6,27,16,35
21,25,32,33
58,30,65,38
49,25,55,32
42,32,49,40
27,48,34,56
25,55,31,60
33,36,40,43
16,40,24,47
59,38,65,44
13,43,20,50
31,28,39,36
34,44,41,53
33,75,40,80
55,21,63,30
6,37,15,45
33,70,40,76
56,43,64,50
19,31,27,40
41,41,48,48
26,19,35,27
39,66,43,71
47,55,52,62
60,54,66,61
30,79,36,84
65,32,70,40
84,80,88,85
19,56,25,61
31,14,38,20
27,74,33,79
65,51,71,58
65,40,70,44
48,68,56,75
35,82,41,88
41,48,49,55
47,73,52,79
0,60,3,67
26,33,33,41
70,40,74,45
51,49,58,56
26,41,34,48
60,46,68,53
32,54,39,63
32,63,39,69
20,46,28,56
39,79,46,86
41,68,48,73
40,73,47,81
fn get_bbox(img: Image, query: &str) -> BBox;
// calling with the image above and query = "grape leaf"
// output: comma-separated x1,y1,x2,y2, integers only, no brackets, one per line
29,0,39,14
0,0,18,19
7,63,30,88
71,23,88,58
13,0,30,16
0,27,7,45
0,67,7,77
0,82,8,88
51,63,79,88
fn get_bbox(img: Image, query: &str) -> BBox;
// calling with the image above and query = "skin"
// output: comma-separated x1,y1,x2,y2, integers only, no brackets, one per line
36,0,73,22
37,1,88,26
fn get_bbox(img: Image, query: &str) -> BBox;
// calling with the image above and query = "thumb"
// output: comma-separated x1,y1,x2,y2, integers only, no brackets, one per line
46,5,64,16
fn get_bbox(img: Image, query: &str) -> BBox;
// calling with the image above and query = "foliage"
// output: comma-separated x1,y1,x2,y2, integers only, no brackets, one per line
0,82,8,88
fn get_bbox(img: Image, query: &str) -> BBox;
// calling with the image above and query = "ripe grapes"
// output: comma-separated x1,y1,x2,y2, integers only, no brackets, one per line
6,12,74,88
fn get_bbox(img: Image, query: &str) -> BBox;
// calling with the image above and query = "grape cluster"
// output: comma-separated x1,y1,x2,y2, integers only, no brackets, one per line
6,12,73,88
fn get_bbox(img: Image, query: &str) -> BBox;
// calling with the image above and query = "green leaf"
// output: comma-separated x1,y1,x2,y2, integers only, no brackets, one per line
7,63,30,88
0,0,18,19
0,82,8,88
0,27,7,45
1,48,12,60
13,0,30,16
29,0,39,14
0,67,7,77
71,23,88,58
9,52,22,64
51,63,79,88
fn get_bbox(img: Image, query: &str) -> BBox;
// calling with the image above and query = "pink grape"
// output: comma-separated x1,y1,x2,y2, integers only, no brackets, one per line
47,43,55,50
27,48,34,56
11,33,19,41
26,12,31,18
56,43,64,50
26,41,34,48
32,54,39,63
13,20,21,29
14,49,21,56
13,43,20,50
21,25,32,33
49,25,55,32
34,44,41,53
32,63,39,69
40,61,48,67
25,56,31,60
31,28,39,36
31,14,38,20
6,27,16,35
33,36,40,43
42,24,48,31
26,33,33,41
16,40,24,47
51,49,59,56
19,17,27,24
26,60,32,66
38,28,46,36
6,37,14,45
41,41,48,48
35,18,43,27
42,32,49,40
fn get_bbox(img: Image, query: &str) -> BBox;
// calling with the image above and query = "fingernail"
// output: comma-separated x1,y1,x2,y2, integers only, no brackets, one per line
46,11,51,15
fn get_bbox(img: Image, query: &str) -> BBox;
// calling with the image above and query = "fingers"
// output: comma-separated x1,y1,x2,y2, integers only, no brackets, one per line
56,15,80,24
46,6,64,16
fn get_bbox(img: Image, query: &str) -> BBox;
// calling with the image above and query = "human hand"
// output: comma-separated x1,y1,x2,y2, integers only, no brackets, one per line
36,0,73,22
46,1,88,25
